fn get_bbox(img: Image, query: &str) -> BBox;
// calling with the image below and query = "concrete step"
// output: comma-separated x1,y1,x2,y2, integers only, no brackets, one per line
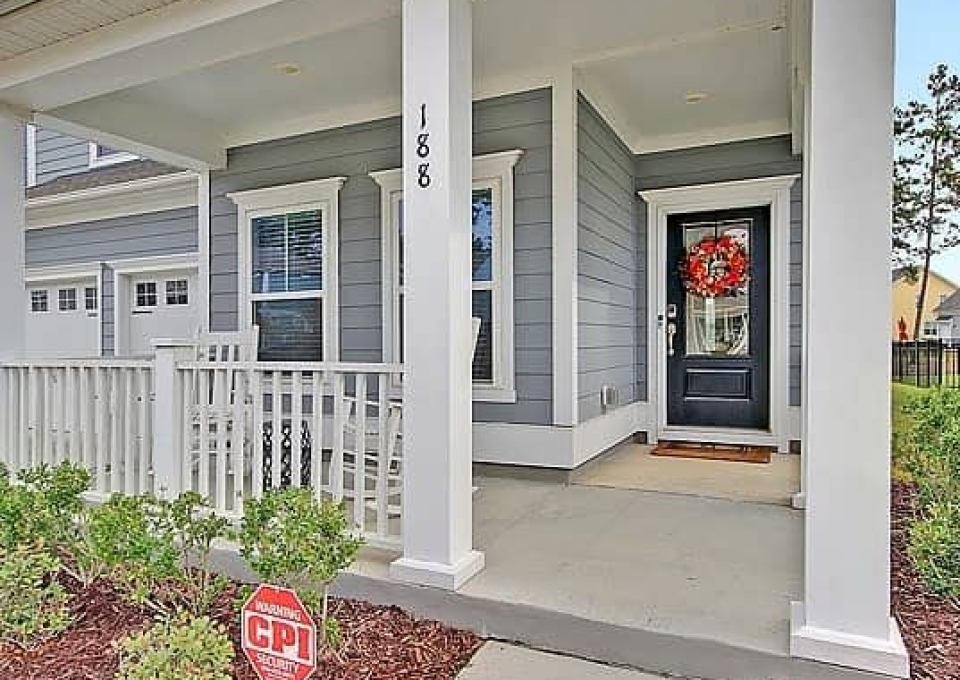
457,643,670,680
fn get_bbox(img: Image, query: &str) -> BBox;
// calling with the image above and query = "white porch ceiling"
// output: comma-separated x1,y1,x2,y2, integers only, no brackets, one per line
0,0,794,167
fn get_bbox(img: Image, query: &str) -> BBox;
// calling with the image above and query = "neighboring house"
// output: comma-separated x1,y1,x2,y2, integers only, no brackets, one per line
891,267,958,340
0,2,907,679
933,289,960,342
22,126,200,358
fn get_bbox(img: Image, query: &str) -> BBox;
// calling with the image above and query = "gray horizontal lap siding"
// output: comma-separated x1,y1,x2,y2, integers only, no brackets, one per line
634,135,804,408
24,207,200,354
209,89,553,426
34,128,91,185
577,96,641,423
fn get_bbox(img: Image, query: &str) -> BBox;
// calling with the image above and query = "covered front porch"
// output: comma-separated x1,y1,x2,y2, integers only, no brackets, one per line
0,0,904,677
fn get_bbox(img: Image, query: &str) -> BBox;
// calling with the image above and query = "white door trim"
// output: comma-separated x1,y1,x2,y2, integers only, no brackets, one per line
640,175,799,453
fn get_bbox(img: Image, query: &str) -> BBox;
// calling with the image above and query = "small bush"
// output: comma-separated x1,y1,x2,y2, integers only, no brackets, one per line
168,492,233,615
0,546,72,649
909,501,960,602
239,489,362,646
116,613,234,680
0,463,90,552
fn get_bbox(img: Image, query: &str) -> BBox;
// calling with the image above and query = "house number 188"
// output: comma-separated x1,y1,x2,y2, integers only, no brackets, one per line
417,103,431,189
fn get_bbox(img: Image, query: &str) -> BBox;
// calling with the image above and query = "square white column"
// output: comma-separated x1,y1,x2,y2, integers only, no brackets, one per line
389,0,483,590
791,1,909,677
0,116,26,361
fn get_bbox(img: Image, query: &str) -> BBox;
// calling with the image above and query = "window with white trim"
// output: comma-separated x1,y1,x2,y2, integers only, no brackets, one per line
30,289,48,313
165,279,189,306
135,281,158,308
88,142,138,169
371,151,522,401
228,178,344,362
84,286,98,312
58,288,77,312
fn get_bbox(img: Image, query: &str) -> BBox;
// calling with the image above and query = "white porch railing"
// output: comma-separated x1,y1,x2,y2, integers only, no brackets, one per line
0,360,155,498
0,355,404,549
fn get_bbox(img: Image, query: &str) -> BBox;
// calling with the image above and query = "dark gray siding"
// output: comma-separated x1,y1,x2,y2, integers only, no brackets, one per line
209,89,552,425
24,207,199,354
34,128,91,185
576,96,641,423
634,135,804,408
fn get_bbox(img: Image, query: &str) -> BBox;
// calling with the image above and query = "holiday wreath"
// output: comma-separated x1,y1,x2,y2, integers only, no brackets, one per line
680,234,750,298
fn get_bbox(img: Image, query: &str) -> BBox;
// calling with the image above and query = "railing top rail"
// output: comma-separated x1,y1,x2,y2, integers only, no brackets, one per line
175,360,405,375
0,358,154,369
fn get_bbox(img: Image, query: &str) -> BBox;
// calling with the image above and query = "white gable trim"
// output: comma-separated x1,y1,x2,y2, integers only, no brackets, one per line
26,171,198,230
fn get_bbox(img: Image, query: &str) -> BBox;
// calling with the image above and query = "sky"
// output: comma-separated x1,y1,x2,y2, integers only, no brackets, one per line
896,0,960,281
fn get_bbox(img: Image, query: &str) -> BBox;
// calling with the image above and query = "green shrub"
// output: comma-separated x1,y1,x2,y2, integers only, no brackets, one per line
115,613,234,680
0,463,90,552
904,388,960,506
909,501,960,602
0,546,72,649
239,489,362,646
168,492,233,615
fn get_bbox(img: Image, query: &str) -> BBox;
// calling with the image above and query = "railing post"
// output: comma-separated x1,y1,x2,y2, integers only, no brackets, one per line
152,339,196,500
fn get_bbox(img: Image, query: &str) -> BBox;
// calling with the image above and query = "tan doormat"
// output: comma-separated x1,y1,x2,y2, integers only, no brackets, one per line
651,441,773,464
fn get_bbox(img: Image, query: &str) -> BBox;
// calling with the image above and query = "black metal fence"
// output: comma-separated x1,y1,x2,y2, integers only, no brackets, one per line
892,340,960,388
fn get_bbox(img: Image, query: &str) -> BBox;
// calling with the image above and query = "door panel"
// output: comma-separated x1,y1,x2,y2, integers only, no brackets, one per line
666,207,770,429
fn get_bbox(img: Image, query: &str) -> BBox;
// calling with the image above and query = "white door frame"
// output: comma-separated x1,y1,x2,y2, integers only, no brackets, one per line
109,253,200,356
640,175,799,453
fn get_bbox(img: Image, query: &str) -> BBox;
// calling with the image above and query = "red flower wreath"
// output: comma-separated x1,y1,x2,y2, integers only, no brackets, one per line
680,234,750,298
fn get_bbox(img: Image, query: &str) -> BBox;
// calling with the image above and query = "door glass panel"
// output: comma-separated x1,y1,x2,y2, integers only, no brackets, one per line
683,219,751,357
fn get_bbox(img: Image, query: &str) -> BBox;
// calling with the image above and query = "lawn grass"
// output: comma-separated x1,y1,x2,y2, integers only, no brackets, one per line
892,382,926,483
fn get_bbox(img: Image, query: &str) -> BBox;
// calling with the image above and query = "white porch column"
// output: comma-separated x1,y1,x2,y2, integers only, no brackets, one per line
0,116,26,360
389,0,483,590
790,1,908,677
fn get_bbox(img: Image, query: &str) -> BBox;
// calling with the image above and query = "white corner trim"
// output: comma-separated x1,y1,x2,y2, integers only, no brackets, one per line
25,124,36,187
790,603,910,678
87,141,138,169
642,175,800,454
226,176,347,213
26,171,198,230
24,262,102,284
572,401,646,467
107,252,199,275
197,170,211,333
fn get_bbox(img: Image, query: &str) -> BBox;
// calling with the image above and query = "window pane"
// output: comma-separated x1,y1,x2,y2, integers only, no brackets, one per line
684,220,751,357
397,199,405,287
58,288,77,312
165,279,189,306
31,290,48,312
254,298,324,362
252,215,288,294
472,290,494,382
135,282,157,308
287,210,323,292
84,287,98,311
472,188,494,282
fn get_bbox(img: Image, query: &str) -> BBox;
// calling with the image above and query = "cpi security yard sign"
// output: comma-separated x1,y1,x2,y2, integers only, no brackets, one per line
242,585,317,680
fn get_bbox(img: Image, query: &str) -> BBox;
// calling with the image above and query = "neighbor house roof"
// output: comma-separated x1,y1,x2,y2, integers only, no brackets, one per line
936,289,960,317
26,160,182,199
893,266,960,290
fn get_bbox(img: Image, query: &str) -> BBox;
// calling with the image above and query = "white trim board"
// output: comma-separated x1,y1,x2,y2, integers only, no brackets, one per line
640,175,800,454
26,171,198,230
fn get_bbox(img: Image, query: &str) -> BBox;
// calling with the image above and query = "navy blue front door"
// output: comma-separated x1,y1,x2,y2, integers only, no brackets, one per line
665,207,770,429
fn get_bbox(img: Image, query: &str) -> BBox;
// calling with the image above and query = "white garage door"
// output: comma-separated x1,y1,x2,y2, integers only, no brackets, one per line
25,279,101,358
125,270,200,356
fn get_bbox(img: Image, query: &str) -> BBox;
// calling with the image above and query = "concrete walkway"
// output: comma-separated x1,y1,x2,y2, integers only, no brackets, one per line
457,643,669,680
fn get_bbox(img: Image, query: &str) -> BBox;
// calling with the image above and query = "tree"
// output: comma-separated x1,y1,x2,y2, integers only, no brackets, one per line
894,64,960,340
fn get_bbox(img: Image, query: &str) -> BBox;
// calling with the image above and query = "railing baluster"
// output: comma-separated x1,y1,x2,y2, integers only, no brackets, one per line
231,367,246,516
271,372,282,491
311,371,323,499
18,367,28,472
354,374,367,532
110,369,123,493
198,368,210,500
332,373,345,502
291,371,303,489
251,370,264,500
376,373,389,539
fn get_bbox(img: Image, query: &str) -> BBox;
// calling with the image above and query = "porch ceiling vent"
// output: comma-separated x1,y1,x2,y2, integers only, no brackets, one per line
0,0,42,17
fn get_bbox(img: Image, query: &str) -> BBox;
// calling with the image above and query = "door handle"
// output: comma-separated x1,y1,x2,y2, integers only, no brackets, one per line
667,322,677,357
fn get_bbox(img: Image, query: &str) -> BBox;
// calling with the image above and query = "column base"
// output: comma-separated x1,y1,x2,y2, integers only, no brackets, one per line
390,550,485,591
792,491,807,510
790,602,910,678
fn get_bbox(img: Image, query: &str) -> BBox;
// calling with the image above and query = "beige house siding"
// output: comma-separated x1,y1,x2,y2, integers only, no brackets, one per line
892,270,958,339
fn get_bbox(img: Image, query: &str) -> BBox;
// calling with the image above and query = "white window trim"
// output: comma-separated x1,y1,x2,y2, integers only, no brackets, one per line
26,124,36,187
371,150,522,403
133,280,159,312
228,177,345,362
88,142,138,169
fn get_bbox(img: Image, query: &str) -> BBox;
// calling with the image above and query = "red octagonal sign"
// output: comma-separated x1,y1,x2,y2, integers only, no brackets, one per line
242,585,317,680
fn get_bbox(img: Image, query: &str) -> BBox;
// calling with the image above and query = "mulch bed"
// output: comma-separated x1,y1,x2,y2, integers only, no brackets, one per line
892,482,960,680
0,579,482,679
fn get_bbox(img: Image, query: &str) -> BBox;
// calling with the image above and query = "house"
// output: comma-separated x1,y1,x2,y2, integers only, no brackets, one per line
0,1,907,679
891,267,958,340
933,289,960,342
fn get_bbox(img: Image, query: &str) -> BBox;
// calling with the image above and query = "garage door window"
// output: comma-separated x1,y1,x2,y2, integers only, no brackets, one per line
165,279,189,306
135,282,158,308
84,287,98,312
58,289,77,312
31,290,48,313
